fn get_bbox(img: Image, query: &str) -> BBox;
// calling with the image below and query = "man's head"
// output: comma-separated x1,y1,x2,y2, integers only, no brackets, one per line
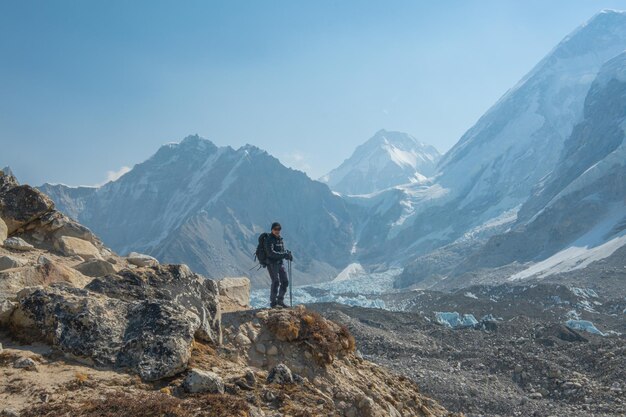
271,222,282,237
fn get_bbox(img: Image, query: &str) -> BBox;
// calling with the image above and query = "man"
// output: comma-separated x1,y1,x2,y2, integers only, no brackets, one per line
264,222,293,308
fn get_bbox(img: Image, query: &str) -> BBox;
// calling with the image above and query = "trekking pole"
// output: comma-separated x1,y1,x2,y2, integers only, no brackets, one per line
288,259,293,307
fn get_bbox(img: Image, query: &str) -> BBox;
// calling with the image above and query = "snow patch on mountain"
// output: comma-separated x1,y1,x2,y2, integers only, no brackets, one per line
510,202,626,281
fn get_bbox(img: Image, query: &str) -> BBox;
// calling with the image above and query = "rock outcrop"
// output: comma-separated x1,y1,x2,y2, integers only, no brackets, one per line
10,284,201,381
0,172,54,235
219,306,455,417
86,264,221,345
9,264,222,380
0,171,109,261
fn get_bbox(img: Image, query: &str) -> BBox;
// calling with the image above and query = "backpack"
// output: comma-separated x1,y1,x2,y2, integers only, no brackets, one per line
254,232,270,267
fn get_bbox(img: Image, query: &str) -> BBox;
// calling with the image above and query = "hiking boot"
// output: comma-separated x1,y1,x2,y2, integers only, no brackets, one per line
270,302,283,309
276,301,289,308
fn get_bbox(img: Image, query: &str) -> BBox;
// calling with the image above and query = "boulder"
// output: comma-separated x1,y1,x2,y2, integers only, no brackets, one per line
10,284,200,381
0,261,91,297
0,218,7,244
182,369,225,394
0,255,29,271
73,259,117,277
267,363,294,385
0,174,54,234
3,237,34,251
126,252,159,267
13,357,37,369
54,236,102,260
218,277,251,307
86,264,221,345
23,210,101,246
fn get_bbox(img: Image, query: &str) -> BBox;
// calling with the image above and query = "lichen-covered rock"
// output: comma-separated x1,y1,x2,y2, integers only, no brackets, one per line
218,277,250,307
126,252,159,267
10,284,200,381
0,255,29,271
73,259,117,277
3,237,34,251
267,363,294,385
182,369,225,394
54,236,102,260
86,264,221,344
0,174,55,234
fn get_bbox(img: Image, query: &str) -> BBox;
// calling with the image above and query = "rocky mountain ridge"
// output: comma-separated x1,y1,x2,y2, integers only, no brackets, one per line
41,136,355,288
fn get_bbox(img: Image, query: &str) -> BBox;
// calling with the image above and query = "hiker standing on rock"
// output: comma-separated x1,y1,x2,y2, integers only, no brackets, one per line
263,222,293,308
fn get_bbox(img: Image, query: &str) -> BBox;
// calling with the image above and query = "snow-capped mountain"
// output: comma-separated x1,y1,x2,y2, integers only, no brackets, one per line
320,130,440,195
360,10,626,278
398,38,626,289
457,50,626,282
42,135,355,288
38,10,626,293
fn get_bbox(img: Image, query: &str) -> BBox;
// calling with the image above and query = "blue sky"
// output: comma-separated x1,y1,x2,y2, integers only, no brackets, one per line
2,0,626,186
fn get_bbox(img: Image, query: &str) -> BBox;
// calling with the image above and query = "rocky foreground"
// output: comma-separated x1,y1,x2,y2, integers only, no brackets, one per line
0,170,457,416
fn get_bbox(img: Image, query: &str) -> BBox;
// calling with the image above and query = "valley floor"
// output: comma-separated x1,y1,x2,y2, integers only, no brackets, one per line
311,303,626,417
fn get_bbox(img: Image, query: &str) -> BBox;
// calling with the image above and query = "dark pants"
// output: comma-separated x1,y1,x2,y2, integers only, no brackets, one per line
267,262,289,304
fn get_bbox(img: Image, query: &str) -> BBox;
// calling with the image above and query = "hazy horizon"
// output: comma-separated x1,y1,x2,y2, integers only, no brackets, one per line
2,1,626,186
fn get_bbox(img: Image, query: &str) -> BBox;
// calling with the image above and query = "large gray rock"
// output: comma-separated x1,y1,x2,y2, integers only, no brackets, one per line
0,174,54,234
11,284,200,381
218,277,250,307
73,259,117,277
86,264,221,344
0,255,29,271
3,237,34,251
267,363,294,385
54,236,102,260
182,369,225,394
127,252,159,267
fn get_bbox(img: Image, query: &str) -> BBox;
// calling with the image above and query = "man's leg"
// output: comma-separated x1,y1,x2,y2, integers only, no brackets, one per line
277,264,289,304
267,264,279,306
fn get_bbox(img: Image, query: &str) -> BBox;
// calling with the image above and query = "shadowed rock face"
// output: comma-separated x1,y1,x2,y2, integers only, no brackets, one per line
86,264,221,345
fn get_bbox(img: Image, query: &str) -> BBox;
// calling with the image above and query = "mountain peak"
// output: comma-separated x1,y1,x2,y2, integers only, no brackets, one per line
367,129,432,151
178,134,217,149
321,130,440,195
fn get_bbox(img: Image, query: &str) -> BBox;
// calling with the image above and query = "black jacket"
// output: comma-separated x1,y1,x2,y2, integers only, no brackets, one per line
264,233,287,264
